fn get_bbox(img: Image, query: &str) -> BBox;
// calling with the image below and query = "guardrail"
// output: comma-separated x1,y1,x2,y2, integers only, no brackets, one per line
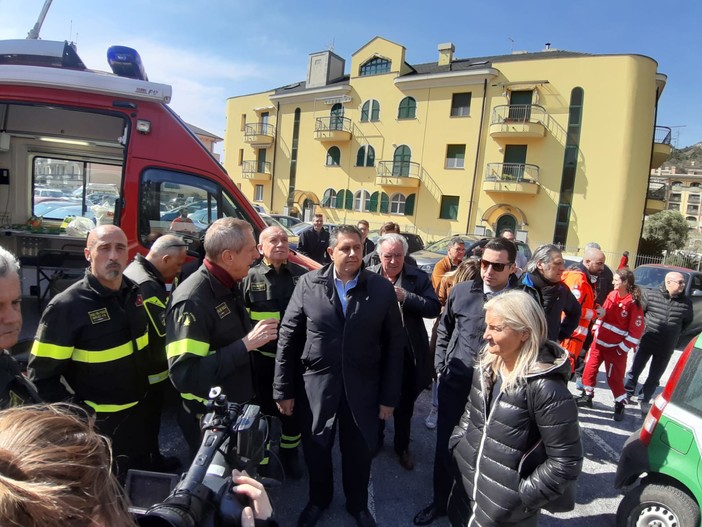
315,116,353,133
244,123,276,137
491,104,547,124
242,160,271,174
485,163,540,183
376,160,421,178
654,126,672,145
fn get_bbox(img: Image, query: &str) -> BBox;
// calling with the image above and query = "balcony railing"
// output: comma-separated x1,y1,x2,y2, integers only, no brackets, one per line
491,104,547,124
376,160,421,179
315,116,353,133
241,160,271,180
654,126,672,145
669,195,682,203
243,123,275,146
646,185,666,201
686,207,700,216
485,163,540,183
689,195,701,204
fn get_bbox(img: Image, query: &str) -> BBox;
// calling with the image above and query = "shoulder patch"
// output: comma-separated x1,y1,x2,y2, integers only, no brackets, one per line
88,308,110,325
215,302,231,319
178,312,197,326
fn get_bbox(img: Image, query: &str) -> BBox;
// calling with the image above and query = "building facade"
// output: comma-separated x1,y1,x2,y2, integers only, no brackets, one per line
224,37,669,255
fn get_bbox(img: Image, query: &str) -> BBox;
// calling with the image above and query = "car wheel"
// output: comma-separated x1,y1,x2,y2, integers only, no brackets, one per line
616,482,700,527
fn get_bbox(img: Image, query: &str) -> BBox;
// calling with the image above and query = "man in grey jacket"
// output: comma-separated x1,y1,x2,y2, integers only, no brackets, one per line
624,272,693,403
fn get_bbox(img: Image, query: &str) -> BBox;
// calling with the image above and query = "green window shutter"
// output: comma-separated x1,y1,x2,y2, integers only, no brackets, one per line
345,190,353,210
380,192,389,213
367,145,375,166
335,190,345,209
356,147,365,167
369,191,379,212
405,194,415,216
439,196,459,220
361,101,370,122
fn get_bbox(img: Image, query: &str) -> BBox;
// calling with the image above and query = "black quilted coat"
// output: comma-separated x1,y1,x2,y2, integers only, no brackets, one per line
448,341,583,526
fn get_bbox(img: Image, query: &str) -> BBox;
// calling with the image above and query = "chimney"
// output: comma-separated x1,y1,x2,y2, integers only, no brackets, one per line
438,42,455,66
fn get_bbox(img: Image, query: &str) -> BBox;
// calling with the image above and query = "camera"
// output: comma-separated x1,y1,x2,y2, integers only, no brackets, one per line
130,387,267,527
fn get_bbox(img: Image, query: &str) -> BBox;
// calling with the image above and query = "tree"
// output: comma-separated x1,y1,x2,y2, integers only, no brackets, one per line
642,211,689,252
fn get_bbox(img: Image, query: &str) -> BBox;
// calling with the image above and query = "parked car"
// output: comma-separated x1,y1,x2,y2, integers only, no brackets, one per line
368,230,425,254
614,333,702,527
291,222,339,236
270,214,303,229
259,213,300,251
411,235,531,275
633,264,702,349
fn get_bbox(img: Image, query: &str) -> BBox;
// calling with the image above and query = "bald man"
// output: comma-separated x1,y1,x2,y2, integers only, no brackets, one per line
29,225,152,477
625,271,693,404
241,226,308,480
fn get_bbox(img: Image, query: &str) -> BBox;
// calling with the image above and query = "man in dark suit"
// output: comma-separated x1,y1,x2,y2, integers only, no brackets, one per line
274,225,405,527
297,213,330,265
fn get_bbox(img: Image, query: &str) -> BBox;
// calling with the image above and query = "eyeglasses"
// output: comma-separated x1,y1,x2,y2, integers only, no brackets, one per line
480,259,510,272
666,280,685,285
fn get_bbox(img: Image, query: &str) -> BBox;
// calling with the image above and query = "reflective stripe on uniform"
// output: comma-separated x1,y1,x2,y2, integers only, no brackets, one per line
31,340,74,360
601,322,628,336
148,369,169,385
166,338,210,359
256,348,277,358
84,400,139,413
280,433,301,449
180,392,208,404
72,331,148,364
249,310,281,321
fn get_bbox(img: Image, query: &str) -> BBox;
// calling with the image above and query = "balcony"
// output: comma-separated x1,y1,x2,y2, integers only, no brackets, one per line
686,206,700,216
489,105,547,139
651,126,672,169
482,163,540,196
314,116,353,142
241,160,271,181
645,182,666,214
244,123,275,147
375,161,421,188
689,195,701,204
669,194,682,203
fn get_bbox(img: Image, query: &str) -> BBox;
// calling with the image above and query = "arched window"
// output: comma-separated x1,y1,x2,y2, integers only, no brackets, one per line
691,183,701,188
322,188,337,208
326,146,340,166
356,145,375,167
398,97,416,119
390,193,406,215
361,100,380,122
335,189,353,210
353,190,371,212
330,103,344,130
392,145,412,176
360,57,390,76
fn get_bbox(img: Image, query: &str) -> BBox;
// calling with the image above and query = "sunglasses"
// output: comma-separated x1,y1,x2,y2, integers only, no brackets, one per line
480,259,511,272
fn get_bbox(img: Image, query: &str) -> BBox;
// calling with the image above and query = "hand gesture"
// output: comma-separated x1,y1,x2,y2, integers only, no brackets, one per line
243,318,279,351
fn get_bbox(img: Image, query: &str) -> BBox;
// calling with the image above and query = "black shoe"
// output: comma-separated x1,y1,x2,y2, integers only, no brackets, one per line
298,503,324,527
413,503,446,526
575,393,593,408
613,401,626,421
351,509,376,527
280,448,304,480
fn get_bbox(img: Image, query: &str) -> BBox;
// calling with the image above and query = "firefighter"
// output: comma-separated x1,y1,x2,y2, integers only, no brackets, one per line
241,225,308,480
28,225,151,478
165,218,277,455
560,246,607,377
124,234,187,471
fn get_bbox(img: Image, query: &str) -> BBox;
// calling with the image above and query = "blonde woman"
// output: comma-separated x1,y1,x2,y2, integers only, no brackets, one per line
448,291,582,526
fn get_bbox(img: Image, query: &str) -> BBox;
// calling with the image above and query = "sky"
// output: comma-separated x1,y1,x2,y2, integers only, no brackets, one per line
2,0,700,155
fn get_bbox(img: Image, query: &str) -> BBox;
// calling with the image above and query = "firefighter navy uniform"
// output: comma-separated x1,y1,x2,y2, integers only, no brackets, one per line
28,271,151,474
165,261,255,453
124,254,176,468
241,258,308,476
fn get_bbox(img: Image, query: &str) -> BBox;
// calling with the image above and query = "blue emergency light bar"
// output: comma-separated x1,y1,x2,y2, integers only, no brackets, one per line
107,45,148,81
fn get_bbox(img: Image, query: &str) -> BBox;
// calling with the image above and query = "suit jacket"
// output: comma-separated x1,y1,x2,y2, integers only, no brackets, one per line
273,264,405,449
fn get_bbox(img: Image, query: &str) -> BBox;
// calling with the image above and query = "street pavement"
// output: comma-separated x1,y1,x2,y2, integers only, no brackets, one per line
156,339,682,527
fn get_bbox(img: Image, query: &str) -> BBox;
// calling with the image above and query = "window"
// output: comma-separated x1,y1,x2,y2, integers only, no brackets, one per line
361,100,380,122
240,114,246,131
356,145,375,167
32,156,121,222
330,103,344,131
336,189,353,210
238,149,244,166
138,168,250,250
451,93,471,117
390,193,406,215
439,195,460,220
353,190,371,212
446,145,466,169
398,97,416,119
360,57,390,77
392,145,412,177
254,185,264,202
322,188,337,208
326,146,341,166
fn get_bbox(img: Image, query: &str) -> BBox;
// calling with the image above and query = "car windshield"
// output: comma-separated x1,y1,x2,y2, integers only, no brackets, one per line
670,345,702,417
634,267,691,290
261,215,296,237
424,236,478,255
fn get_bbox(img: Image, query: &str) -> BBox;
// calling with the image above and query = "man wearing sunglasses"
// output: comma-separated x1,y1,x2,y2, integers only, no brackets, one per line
414,237,518,526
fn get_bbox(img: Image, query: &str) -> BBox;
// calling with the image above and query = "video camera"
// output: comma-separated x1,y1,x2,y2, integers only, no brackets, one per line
129,387,267,527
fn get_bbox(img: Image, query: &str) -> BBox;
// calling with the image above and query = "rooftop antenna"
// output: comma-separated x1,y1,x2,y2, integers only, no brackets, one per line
327,38,335,52
27,0,53,39
508,37,515,53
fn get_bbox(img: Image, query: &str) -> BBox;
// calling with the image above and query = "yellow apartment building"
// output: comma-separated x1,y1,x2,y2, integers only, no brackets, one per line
224,36,670,256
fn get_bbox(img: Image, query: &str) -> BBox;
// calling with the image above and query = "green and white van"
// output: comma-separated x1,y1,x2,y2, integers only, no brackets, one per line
615,334,702,526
